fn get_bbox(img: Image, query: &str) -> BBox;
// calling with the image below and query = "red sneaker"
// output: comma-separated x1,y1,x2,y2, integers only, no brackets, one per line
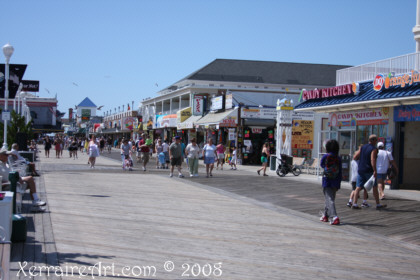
320,215,329,222
330,217,340,225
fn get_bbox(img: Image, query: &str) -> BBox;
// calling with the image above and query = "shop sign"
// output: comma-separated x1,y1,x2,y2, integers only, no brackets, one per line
81,109,91,121
210,96,223,111
177,107,192,123
241,108,277,119
225,94,233,109
292,120,314,149
394,105,420,122
155,114,177,128
329,108,389,127
251,128,263,134
193,95,204,116
292,111,315,120
219,116,237,127
228,129,236,140
123,117,136,131
302,84,354,101
373,70,420,92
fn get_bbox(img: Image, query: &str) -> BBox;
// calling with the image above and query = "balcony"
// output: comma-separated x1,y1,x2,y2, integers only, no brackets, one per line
337,52,420,85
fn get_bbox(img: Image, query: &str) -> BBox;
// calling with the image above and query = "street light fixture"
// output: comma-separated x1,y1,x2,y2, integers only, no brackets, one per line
2,43,14,150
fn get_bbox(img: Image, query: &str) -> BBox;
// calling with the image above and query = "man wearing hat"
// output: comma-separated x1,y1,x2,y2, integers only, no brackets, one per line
0,147,46,211
169,136,184,178
376,141,398,200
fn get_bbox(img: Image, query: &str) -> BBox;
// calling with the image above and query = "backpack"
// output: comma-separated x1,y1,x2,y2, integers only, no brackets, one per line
324,154,340,179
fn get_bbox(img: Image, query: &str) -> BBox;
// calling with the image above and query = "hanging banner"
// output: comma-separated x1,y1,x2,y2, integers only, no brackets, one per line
329,108,389,127
155,114,177,128
225,94,233,109
292,120,314,149
193,95,204,116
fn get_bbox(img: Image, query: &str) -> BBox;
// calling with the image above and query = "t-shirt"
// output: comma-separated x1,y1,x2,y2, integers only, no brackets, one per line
162,142,169,152
377,150,393,174
169,142,182,158
216,145,225,154
203,144,216,158
121,143,131,155
185,143,200,159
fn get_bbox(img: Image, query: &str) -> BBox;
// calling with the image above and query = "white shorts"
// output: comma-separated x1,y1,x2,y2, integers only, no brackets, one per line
217,153,224,160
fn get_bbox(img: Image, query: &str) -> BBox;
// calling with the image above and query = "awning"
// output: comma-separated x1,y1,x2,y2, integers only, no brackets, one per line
195,108,238,127
177,115,202,129
295,80,420,112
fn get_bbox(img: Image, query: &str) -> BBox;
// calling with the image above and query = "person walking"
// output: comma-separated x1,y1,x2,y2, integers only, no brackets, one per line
162,140,170,169
202,138,217,178
139,139,151,171
155,139,164,169
347,149,369,208
230,146,237,170
88,135,99,168
185,137,200,177
319,139,342,225
120,139,131,169
169,136,184,178
54,137,61,158
376,141,398,200
257,143,270,176
352,134,387,209
216,143,226,170
44,136,52,158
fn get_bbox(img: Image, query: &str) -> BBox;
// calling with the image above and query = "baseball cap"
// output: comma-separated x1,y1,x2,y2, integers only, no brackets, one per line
175,136,181,140
377,142,384,148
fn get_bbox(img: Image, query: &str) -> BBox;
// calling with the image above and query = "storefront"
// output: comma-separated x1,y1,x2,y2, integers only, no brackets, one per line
295,75,420,189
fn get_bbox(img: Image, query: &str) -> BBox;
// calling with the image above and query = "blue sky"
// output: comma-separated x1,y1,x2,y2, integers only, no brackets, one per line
1,0,417,118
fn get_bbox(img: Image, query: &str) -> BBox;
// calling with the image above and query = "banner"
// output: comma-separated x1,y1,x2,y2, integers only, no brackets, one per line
329,108,389,127
292,120,314,149
155,114,177,128
394,105,420,122
177,107,192,123
193,95,204,116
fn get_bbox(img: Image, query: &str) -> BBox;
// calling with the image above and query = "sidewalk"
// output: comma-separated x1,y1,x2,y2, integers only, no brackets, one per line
9,148,420,279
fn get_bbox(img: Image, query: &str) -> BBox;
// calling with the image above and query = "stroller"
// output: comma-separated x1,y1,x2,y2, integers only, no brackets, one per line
123,154,133,171
158,152,166,169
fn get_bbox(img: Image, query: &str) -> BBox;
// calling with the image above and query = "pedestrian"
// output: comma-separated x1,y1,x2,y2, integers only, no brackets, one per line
139,138,151,171
99,137,105,154
376,141,398,200
319,139,342,225
44,136,52,158
216,143,226,170
54,137,61,158
162,140,170,169
202,138,217,178
352,134,387,209
257,143,270,176
154,139,164,168
185,137,200,177
120,139,131,169
230,146,237,170
169,136,184,178
88,135,99,168
347,149,369,208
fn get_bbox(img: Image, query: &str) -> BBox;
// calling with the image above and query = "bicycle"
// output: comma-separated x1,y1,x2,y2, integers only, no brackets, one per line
275,155,302,177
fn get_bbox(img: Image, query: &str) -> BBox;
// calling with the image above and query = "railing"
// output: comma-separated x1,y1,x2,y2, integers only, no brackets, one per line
337,52,420,85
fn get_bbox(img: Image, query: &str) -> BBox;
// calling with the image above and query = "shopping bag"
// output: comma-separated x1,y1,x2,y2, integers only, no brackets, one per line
364,175,375,192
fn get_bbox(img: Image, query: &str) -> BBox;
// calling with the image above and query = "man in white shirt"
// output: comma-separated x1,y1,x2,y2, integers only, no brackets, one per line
0,147,46,211
9,143,40,176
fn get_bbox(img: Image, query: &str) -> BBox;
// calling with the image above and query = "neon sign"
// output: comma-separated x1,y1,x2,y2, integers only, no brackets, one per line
373,70,420,91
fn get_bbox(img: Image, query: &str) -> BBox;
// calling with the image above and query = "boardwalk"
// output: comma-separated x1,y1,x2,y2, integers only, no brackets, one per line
9,148,420,279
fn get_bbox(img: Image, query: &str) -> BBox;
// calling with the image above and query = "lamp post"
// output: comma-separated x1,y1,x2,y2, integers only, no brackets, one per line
2,43,14,150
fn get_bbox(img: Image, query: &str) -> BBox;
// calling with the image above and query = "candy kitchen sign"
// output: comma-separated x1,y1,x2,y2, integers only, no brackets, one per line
329,108,389,127
373,70,420,91
301,83,357,101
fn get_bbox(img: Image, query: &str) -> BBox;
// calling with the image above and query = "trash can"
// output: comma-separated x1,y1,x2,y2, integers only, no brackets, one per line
270,155,277,171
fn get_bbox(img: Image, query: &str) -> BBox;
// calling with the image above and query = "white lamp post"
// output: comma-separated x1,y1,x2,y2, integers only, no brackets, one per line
2,43,14,150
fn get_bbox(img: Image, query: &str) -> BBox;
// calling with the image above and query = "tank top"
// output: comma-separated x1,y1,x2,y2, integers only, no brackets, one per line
358,143,376,174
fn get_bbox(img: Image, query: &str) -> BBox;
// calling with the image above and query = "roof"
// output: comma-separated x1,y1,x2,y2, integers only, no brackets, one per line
77,97,97,108
181,59,350,86
295,80,420,111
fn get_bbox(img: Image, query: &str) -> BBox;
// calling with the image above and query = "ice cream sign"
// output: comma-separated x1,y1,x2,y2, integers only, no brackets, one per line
373,70,420,91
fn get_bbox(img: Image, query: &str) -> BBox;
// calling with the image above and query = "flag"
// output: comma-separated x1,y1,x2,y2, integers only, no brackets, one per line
127,103,130,111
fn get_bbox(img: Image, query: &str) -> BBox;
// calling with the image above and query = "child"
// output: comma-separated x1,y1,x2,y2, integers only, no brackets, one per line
158,152,166,169
230,147,237,170
320,139,342,225
123,154,133,171
347,152,369,208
